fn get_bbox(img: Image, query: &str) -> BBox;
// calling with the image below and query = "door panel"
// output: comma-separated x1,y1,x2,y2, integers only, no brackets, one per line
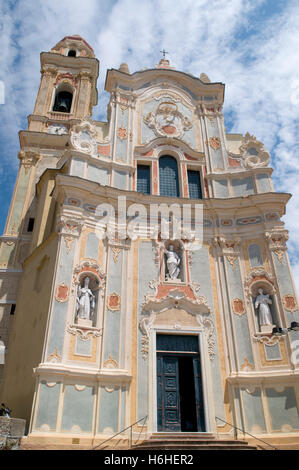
157,355,181,431
156,335,205,433
193,357,206,432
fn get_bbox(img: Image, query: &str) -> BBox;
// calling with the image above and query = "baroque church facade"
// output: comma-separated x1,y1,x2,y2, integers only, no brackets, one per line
1,35,299,449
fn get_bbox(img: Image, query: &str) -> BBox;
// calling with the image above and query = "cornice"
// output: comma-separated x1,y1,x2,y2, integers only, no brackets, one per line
227,370,299,384
34,364,132,383
19,130,69,150
105,67,225,104
52,174,291,216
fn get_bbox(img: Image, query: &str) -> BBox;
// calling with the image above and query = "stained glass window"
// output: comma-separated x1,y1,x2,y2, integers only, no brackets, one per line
137,164,151,194
187,170,202,199
159,156,180,197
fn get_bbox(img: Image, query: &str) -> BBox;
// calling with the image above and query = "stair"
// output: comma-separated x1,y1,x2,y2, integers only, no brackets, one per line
132,433,258,450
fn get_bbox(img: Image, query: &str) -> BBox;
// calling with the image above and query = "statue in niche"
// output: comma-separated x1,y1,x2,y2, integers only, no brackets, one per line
76,276,96,321
164,244,181,281
254,288,273,327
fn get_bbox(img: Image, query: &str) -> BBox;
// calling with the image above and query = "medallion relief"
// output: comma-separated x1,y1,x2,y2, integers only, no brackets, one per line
143,101,192,139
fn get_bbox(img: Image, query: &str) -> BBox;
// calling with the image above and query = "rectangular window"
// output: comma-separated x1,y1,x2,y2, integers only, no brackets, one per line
10,304,16,316
137,164,151,195
27,218,35,232
187,170,202,199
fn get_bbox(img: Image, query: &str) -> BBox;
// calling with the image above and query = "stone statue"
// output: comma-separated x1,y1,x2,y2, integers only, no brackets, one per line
165,245,181,280
76,276,96,321
254,288,273,327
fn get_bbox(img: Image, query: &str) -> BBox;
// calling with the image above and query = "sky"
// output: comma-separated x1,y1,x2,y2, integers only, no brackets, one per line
0,0,299,291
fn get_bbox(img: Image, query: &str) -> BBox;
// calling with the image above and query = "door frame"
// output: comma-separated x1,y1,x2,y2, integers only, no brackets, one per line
149,327,216,434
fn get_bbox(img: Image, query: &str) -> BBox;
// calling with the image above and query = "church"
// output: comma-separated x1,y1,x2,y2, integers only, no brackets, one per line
0,35,299,450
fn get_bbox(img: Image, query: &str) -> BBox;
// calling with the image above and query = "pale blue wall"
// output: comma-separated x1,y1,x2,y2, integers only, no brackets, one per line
266,387,299,431
232,177,254,197
214,179,229,198
248,243,263,267
225,258,254,367
47,239,75,358
85,232,99,260
87,165,109,186
34,382,60,431
137,241,159,420
256,173,271,193
61,385,94,433
98,387,119,433
102,250,123,364
190,246,226,420
71,158,85,178
241,388,266,433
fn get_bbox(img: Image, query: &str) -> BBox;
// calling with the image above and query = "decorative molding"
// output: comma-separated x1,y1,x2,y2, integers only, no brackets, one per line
18,150,41,174
54,72,78,88
139,288,215,361
282,294,298,313
252,333,280,346
67,323,102,341
111,247,121,264
107,292,121,312
239,133,270,169
213,236,241,270
240,357,255,371
244,267,276,300
70,120,98,156
73,260,106,293
232,298,246,316
143,101,192,139
116,127,128,141
55,282,69,303
56,216,84,239
207,137,221,151
47,348,61,363
265,230,288,263
74,385,86,392
103,355,118,369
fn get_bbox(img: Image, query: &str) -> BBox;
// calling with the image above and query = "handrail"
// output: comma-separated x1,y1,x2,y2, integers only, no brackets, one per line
215,416,278,450
91,415,148,451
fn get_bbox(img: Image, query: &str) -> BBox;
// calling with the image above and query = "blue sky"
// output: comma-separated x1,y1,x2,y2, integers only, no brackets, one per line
1,0,299,289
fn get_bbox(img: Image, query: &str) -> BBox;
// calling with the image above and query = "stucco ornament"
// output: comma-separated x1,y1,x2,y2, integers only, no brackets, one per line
239,133,270,169
47,124,68,135
139,288,215,360
254,288,273,327
164,244,181,280
70,120,98,156
143,101,192,138
76,276,96,321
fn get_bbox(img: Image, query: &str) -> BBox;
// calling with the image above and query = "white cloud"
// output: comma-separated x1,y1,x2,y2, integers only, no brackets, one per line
1,0,299,292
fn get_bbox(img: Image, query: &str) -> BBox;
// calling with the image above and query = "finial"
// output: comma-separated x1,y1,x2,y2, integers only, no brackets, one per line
160,49,169,60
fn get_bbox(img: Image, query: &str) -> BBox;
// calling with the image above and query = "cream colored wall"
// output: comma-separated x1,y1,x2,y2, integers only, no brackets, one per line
0,233,59,423
31,170,57,251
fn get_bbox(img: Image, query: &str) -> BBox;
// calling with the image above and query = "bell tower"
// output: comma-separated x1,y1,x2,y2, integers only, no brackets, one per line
29,35,99,132
0,36,99,387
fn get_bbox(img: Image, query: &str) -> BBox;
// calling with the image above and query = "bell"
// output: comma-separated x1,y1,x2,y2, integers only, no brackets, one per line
57,99,69,113
53,91,73,113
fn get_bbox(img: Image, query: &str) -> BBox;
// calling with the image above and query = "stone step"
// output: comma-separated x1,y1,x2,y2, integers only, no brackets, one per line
132,445,257,450
132,435,257,451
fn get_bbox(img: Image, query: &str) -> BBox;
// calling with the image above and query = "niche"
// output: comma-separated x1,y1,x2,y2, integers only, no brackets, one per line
75,273,100,327
251,282,277,334
163,240,185,283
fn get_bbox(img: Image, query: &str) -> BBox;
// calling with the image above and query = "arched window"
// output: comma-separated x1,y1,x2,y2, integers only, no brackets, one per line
68,49,77,57
53,89,73,113
159,155,180,197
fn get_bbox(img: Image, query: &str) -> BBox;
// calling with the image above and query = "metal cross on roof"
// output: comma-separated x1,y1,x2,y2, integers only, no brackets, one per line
160,49,169,59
